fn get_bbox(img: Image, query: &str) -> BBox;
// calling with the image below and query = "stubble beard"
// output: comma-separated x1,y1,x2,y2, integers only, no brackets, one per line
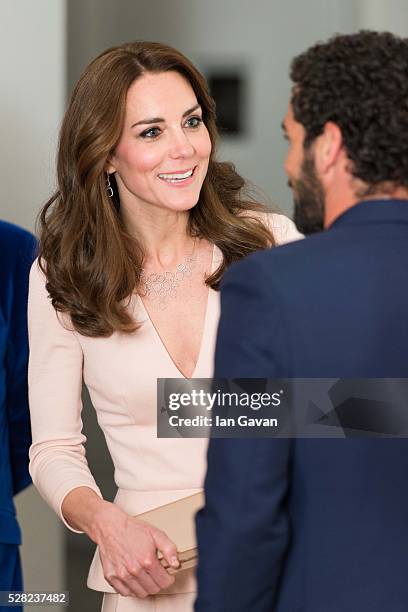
292,153,325,236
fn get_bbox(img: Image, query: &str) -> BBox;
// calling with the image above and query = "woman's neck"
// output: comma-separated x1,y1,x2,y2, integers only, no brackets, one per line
120,203,195,270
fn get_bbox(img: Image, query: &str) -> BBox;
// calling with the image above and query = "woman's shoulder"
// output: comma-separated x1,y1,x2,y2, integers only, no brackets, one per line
29,258,54,312
28,257,78,334
29,258,55,308
29,257,46,288
249,209,304,246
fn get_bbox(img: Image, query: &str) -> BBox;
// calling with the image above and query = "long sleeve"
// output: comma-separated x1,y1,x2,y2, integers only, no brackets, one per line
5,230,37,495
195,254,292,611
28,260,102,532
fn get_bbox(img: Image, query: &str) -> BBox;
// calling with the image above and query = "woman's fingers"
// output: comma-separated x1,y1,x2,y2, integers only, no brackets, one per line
128,554,175,591
127,568,161,595
97,510,178,597
151,528,180,570
105,558,174,597
105,576,134,598
107,569,151,598
143,559,176,589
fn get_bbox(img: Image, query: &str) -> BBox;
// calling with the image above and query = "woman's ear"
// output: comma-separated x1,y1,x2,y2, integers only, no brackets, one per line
105,152,118,175
105,161,117,174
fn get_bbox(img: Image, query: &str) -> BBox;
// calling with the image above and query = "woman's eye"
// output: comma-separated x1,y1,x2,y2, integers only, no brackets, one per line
185,116,203,128
140,127,161,139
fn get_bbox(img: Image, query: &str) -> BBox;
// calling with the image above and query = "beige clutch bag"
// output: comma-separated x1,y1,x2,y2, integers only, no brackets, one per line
135,491,204,574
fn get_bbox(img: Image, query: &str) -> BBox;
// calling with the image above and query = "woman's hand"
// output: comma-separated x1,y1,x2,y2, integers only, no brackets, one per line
92,502,179,597
61,488,179,598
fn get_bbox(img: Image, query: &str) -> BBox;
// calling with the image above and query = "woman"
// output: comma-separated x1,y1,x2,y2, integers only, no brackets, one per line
28,41,301,611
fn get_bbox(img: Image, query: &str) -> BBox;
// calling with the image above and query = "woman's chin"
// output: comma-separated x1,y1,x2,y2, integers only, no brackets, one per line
156,196,200,214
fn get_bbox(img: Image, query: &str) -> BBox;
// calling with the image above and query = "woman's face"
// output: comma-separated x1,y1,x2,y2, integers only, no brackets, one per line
108,70,212,214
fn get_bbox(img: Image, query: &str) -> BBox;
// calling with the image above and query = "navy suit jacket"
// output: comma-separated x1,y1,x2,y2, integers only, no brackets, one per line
0,221,36,545
196,200,408,612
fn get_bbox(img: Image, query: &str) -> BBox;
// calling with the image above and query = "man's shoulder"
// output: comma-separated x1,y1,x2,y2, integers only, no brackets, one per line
0,220,35,246
0,221,37,284
235,230,332,275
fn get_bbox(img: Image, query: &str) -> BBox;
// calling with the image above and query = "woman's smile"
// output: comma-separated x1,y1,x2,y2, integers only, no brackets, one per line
157,166,197,186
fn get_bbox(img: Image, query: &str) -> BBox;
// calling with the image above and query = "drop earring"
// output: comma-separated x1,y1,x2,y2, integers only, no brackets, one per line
105,172,114,198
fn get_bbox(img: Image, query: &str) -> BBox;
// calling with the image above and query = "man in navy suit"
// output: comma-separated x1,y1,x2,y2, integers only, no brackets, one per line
195,31,408,611
0,221,36,609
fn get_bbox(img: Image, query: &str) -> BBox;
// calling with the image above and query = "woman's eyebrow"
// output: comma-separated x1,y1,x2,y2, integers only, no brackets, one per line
131,104,201,128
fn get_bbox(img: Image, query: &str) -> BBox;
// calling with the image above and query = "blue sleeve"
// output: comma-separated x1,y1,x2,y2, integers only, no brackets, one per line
195,255,292,612
5,231,37,495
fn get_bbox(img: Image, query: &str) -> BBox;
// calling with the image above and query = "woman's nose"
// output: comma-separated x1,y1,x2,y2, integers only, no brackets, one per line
168,130,195,159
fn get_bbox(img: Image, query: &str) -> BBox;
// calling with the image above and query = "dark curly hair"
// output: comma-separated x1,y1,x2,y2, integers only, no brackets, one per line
290,30,408,195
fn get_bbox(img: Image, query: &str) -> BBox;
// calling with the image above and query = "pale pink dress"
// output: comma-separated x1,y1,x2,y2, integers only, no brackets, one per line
28,213,302,611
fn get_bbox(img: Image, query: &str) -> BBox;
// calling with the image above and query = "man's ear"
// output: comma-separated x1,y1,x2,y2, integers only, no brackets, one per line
314,122,343,176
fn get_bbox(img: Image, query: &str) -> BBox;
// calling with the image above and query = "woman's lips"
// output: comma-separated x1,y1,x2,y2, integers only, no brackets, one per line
157,166,197,187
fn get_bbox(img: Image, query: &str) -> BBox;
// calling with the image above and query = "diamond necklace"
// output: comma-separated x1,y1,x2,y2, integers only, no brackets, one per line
139,239,197,311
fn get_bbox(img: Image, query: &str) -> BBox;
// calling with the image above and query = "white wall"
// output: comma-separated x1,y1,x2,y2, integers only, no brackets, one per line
73,0,357,214
358,0,408,35
0,0,66,232
0,2,67,609
66,0,408,218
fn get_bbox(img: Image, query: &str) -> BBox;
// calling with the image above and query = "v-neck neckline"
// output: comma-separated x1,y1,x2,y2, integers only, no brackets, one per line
137,243,218,379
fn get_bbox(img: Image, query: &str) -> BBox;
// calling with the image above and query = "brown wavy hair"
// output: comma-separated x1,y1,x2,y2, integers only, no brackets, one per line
39,41,275,337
